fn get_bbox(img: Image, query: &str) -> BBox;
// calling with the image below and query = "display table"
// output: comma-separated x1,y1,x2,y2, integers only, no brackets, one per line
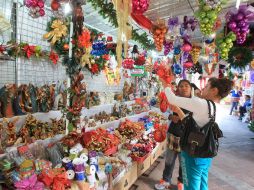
113,139,167,190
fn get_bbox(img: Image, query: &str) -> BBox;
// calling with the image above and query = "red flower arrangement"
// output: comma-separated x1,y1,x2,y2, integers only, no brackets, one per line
135,54,146,66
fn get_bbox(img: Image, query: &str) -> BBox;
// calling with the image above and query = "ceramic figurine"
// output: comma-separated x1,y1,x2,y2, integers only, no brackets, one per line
0,84,16,118
28,84,38,112
5,117,19,146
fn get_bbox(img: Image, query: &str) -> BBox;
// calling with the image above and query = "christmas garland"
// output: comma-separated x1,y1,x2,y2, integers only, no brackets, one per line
248,121,254,133
87,0,154,50
228,47,253,69
1,41,59,64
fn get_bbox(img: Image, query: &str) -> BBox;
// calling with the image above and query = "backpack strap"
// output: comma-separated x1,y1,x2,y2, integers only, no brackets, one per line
206,100,216,120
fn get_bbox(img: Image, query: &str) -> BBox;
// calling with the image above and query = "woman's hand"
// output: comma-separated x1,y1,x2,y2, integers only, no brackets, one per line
168,104,185,120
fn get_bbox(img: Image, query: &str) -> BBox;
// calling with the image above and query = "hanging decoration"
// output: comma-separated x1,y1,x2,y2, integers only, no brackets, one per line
163,41,173,56
172,64,182,75
24,0,45,18
90,40,108,56
72,1,84,36
194,0,225,35
122,58,135,69
187,62,203,74
87,0,154,50
181,40,192,53
154,62,173,84
131,0,152,30
190,45,201,64
135,54,146,66
114,0,132,67
182,16,198,31
152,21,168,52
226,4,254,44
168,17,179,31
228,47,253,69
217,31,236,60
43,19,68,45
204,64,217,75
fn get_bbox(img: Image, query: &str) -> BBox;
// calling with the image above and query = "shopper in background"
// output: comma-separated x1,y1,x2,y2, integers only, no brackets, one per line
161,77,233,190
239,95,252,120
155,79,192,190
229,86,242,115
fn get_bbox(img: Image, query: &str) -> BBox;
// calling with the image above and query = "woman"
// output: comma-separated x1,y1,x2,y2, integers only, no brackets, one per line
155,80,192,190
229,86,242,115
239,95,251,120
162,77,233,190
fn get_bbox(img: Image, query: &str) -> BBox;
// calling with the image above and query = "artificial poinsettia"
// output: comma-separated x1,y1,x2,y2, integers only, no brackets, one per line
91,63,99,74
49,51,59,65
23,44,35,59
78,29,91,48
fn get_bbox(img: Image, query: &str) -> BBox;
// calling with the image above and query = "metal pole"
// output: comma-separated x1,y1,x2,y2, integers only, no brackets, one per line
65,19,73,135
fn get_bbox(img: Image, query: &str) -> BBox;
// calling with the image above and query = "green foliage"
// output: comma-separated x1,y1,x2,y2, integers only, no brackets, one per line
228,47,253,70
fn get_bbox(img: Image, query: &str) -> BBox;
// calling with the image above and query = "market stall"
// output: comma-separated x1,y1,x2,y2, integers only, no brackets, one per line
1,0,254,190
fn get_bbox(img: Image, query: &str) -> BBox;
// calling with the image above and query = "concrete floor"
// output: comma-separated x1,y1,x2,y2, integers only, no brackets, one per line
132,105,254,190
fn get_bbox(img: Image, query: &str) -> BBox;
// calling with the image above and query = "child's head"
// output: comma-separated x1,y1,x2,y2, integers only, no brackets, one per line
245,95,251,101
177,79,192,98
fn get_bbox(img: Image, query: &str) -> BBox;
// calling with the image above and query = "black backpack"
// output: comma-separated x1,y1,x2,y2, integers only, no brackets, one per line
180,100,223,158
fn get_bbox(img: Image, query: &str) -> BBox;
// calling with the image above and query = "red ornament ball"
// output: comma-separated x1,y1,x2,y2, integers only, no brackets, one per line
51,0,60,11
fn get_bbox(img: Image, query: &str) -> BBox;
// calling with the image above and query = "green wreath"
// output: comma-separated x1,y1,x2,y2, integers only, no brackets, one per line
228,47,253,69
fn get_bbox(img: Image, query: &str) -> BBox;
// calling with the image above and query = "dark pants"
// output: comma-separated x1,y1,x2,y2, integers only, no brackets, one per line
163,148,182,183
239,106,247,118
230,102,238,115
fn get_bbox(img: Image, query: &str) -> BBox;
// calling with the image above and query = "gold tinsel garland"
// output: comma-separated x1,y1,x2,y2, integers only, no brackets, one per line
113,0,132,67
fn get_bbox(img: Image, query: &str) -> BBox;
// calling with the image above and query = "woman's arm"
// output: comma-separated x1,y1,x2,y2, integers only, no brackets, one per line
164,87,207,114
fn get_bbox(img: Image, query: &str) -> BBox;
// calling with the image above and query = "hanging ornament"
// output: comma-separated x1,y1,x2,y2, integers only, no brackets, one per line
122,58,135,69
152,20,167,52
218,32,236,60
24,0,45,18
182,16,198,31
194,1,226,35
115,0,132,67
90,40,108,56
172,64,182,75
163,41,173,56
51,0,60,11
190,45,201,64
135,54,146,66
226,4,254,44
204,64,216,75
132,0,149,14
251,59,254,69
168,17,179,31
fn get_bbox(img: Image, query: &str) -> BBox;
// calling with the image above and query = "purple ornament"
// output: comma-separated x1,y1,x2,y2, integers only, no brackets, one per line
238,20,246,27
228,21,237,29
236,12,245,21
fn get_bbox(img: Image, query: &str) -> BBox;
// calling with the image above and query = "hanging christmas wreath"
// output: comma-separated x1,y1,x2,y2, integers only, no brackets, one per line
228,47,253,69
